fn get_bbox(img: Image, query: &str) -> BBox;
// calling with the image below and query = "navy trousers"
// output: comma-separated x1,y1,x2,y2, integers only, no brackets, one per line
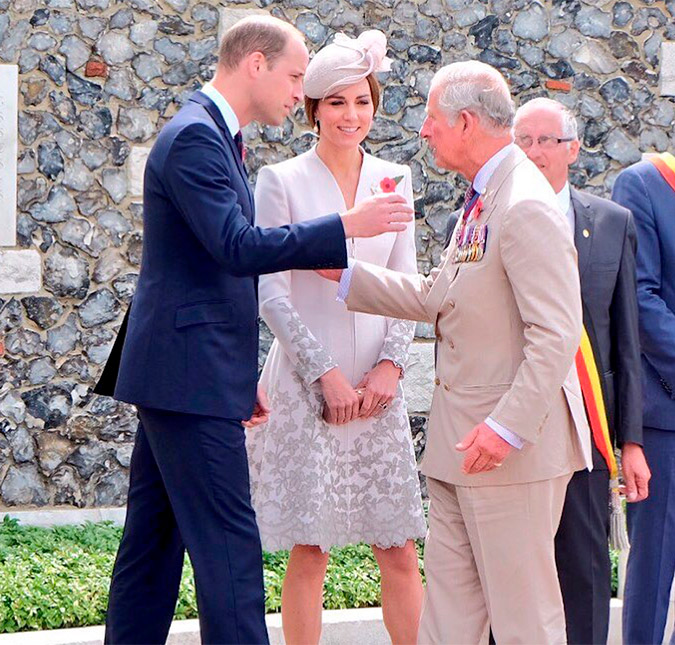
555,467,612,645
105,407,269,645
623,427,675,645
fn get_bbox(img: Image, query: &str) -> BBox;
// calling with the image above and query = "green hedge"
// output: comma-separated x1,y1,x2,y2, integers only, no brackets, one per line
0,516,617,634
0,517,422,633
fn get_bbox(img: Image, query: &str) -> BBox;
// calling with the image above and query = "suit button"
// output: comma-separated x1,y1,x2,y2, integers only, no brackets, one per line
448,339,455,349
448,300,455,308
444,384,451,391
434,377,440,386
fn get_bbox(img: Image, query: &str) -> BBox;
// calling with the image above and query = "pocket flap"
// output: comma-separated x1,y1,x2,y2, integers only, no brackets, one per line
175,301,236,328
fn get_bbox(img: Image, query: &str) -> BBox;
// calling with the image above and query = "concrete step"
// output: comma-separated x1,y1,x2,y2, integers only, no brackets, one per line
1,600,673,644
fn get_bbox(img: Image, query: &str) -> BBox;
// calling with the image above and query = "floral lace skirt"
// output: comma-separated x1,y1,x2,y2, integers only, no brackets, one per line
247,370,426,553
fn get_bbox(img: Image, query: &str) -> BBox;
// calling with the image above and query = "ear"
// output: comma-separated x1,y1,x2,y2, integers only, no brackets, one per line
567,138,581,165
459,110,477,137
244,51,267,78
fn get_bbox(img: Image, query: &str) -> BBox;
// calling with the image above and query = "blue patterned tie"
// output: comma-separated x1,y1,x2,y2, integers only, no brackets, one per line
463,184,477,213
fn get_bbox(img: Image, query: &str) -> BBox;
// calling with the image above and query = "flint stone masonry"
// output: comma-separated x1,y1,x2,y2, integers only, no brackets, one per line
0,65,18,246
0,0,673,510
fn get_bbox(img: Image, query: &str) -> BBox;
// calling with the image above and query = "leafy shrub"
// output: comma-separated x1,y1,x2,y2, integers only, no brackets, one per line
0,518,421,633
0,516,619,633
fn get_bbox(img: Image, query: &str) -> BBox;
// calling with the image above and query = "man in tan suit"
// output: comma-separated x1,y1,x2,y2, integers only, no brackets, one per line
321,61,591,643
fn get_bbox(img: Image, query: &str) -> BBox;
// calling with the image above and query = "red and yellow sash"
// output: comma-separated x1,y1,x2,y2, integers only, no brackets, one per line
575,327,618,478
648,152,675,192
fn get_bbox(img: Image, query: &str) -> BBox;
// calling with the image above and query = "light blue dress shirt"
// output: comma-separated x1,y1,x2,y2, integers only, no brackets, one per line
338,143,527,450
200,82,240,138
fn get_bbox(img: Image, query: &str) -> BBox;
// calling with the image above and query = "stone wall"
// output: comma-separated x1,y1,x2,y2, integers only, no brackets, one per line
0,0,673,509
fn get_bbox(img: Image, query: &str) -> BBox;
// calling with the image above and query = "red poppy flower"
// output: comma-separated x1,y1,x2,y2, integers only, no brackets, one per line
380,177,397,193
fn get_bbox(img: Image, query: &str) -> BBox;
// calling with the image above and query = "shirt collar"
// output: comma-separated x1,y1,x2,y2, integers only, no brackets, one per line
472,143,516,195
556,182,572,214
201,82,240,138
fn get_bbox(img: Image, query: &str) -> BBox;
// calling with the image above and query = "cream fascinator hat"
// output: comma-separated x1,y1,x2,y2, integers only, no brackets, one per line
303,30,393,100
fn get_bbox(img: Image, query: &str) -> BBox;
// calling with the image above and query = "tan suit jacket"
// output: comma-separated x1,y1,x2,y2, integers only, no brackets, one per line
347,146,592,486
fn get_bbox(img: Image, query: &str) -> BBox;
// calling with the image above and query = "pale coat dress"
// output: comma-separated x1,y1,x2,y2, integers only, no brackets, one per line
246,145,426,553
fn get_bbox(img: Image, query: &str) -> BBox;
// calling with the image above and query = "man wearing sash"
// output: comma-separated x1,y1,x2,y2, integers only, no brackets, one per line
613,152,675,645
514,98,650,645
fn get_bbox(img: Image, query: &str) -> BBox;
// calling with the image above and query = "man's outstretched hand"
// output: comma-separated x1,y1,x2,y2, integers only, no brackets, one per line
456,422,513,475
341,193,413,238
242,385,271,428
316,269,343,282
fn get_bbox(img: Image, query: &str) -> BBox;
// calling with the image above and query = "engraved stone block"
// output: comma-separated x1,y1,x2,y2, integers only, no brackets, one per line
128,145,151,197
0,250,42,294
219,7,268,44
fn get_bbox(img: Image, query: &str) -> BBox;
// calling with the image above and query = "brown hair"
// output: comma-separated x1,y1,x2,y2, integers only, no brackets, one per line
218,16,302,71
304,73,381,130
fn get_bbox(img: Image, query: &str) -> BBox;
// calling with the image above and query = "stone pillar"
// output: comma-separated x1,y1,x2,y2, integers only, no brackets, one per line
660,42,675,97
0,64,42,295
403,341,435,414
0,64,18,247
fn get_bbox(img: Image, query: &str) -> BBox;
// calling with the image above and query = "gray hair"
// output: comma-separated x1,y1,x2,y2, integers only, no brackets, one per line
430,61,515,131
514,97,579,140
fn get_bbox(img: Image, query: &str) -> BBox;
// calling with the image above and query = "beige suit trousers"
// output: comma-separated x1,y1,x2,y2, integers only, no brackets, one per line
418,474,572,645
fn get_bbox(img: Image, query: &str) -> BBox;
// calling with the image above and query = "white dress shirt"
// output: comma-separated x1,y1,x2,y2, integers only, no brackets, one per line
556,181,576,234
200,82,240,138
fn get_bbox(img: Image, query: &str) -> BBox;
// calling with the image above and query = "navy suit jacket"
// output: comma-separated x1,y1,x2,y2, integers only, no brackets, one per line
612,160,675,431
113,91,347,420
571,189,642,464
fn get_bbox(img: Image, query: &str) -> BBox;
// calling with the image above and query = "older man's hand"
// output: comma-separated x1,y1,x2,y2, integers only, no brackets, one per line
621,442,651,502
456,422,513,475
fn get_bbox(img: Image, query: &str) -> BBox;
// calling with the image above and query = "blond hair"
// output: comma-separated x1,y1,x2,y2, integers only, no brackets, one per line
218,15,303,71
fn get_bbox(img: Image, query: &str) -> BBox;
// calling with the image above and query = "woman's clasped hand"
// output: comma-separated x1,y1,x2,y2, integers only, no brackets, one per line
319,360,401,424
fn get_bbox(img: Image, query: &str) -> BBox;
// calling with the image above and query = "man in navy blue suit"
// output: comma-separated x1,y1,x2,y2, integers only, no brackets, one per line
104,16,412,645
613,153,675,645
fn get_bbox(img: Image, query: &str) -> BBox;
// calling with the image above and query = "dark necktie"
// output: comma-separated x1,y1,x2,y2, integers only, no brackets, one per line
234,131,244,161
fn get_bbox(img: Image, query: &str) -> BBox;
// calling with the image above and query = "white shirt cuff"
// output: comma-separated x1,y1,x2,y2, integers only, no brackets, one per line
336,259,356,302
485,416,525,450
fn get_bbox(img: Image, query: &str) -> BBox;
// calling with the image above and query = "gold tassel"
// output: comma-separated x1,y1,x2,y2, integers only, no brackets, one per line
609,478,630,551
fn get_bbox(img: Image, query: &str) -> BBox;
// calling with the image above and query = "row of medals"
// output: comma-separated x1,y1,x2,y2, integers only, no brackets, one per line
453,200,488,263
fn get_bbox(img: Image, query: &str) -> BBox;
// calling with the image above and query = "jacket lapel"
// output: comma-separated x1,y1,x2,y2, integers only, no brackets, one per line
570,188,594,279
477,146,530,225
189,91,254,212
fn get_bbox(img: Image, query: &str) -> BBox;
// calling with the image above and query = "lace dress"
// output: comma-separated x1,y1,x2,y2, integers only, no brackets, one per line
246,146,426,552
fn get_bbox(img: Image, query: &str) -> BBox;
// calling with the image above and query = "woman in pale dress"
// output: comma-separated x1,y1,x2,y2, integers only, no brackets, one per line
246,31,425,645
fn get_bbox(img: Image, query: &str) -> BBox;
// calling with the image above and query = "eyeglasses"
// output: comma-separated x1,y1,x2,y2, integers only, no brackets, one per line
514,134,575,150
